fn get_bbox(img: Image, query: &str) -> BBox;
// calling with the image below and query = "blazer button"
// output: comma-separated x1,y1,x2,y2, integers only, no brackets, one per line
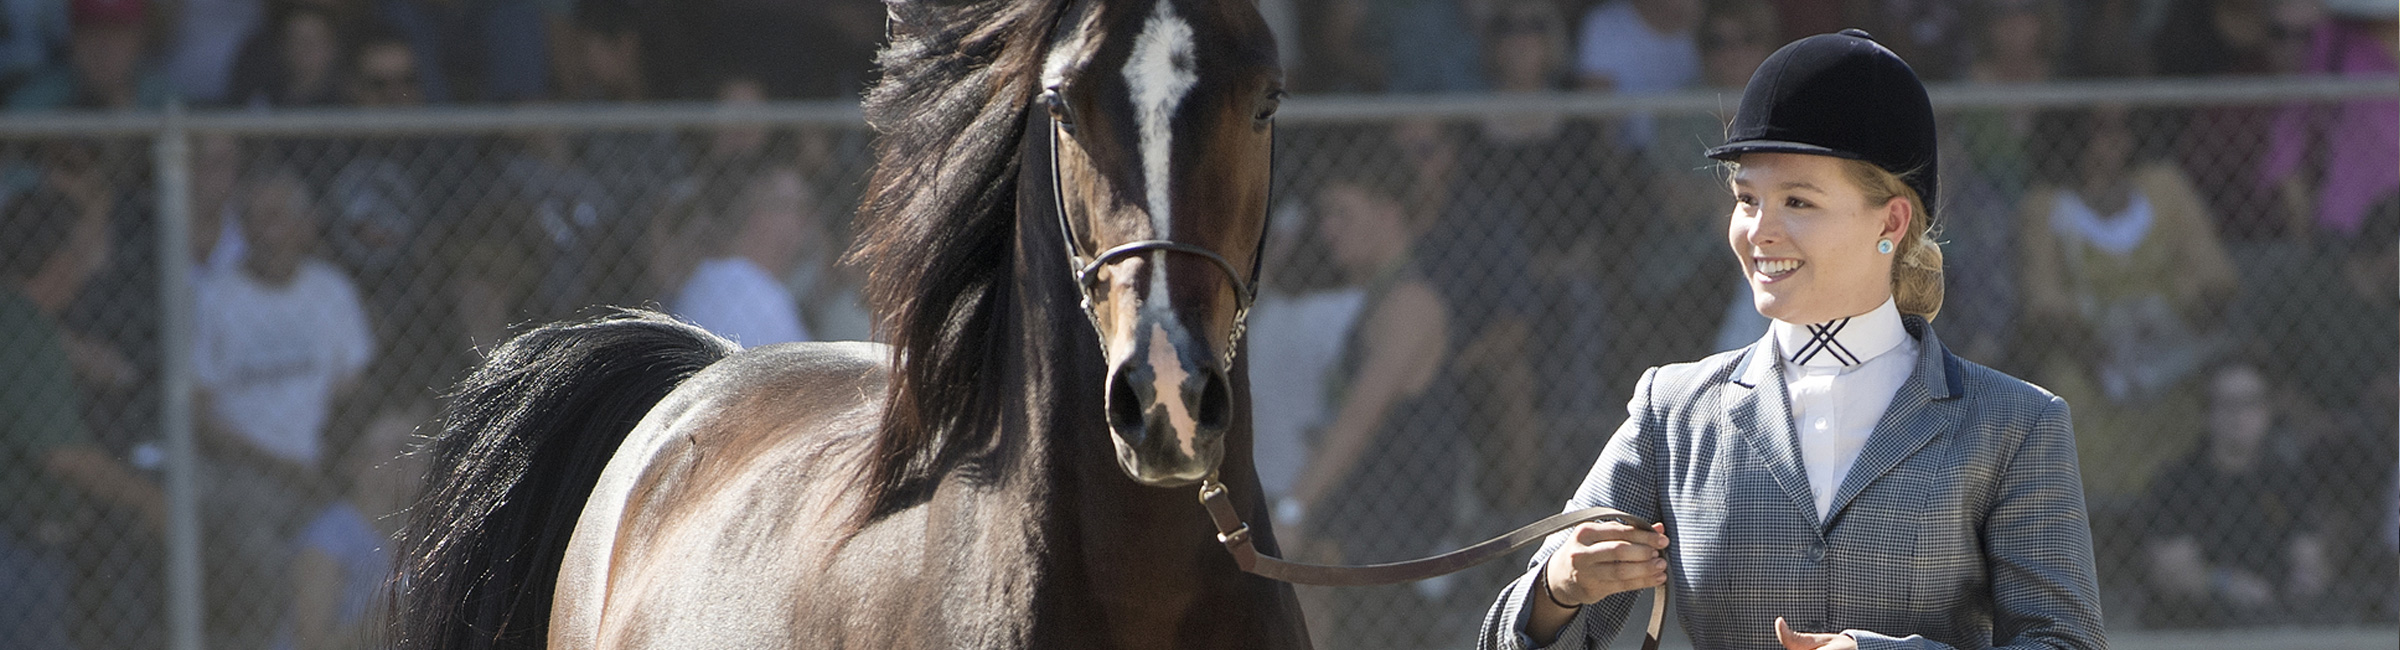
1803,543,1825,562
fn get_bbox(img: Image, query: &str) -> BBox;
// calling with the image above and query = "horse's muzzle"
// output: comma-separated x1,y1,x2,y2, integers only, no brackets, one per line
1103,316,1230,486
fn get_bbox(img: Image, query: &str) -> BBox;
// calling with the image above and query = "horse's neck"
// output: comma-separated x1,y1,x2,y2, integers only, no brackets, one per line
1036,363,1293,647
996,198,1299,647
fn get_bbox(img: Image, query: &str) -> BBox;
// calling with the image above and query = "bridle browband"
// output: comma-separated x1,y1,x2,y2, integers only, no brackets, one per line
1035,59,1664,650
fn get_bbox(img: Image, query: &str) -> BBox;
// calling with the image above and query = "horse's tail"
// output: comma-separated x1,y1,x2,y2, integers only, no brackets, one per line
392,309,734,650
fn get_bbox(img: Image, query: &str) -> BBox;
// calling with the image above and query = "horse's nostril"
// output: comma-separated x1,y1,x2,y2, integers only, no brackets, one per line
1108,370,1146,434
1196,370,1230,431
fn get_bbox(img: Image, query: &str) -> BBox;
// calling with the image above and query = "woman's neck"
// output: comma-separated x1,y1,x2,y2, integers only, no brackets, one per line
1775,293,1896,327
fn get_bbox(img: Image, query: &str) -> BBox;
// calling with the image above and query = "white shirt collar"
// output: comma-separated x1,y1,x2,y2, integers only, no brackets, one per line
1770,297,1908,369
2050,189,2155,256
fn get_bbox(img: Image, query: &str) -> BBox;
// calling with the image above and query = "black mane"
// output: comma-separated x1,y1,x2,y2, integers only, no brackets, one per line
846,0,1074,522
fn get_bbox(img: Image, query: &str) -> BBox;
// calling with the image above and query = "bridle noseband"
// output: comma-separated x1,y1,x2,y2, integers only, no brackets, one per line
1044,113,1266,372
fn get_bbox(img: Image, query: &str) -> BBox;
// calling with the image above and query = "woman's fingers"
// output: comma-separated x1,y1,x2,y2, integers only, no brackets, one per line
1562,547,1660,581
1564,521,1669,568
1775,616,1849,650
1548,521,1670,604
1568,520,1670,549
1776,617,1804,649
1563,519,1670,589
1777,617,1820,650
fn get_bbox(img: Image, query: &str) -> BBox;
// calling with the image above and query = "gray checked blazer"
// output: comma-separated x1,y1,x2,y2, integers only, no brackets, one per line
1481,317,2104,650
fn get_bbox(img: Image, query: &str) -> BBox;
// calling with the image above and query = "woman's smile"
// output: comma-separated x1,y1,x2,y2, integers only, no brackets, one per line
1753,257,1803,281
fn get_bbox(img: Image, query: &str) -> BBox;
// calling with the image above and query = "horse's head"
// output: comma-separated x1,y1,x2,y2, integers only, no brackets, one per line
1038,0,1281,487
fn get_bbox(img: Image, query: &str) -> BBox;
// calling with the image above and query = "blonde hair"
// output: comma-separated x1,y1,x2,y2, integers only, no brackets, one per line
1836,159,1944,319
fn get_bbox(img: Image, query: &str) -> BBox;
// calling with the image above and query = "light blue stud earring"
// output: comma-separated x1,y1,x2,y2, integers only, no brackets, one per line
1876,239,1894,254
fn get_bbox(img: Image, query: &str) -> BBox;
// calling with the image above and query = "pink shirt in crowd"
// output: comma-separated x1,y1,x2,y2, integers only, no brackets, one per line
2259,20,2399,237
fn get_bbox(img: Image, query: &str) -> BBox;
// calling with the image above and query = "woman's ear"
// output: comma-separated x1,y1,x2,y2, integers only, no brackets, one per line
1880,196,1912,242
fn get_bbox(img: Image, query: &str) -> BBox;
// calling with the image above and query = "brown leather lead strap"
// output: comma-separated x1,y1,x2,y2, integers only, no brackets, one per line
1198,480,1667,650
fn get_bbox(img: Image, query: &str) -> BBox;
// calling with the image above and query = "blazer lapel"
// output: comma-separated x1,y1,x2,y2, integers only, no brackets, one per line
1725,338,1824,531
1824,317,1965,528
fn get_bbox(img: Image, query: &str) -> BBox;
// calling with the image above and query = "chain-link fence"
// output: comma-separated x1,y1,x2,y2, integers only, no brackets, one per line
0,77,2391,650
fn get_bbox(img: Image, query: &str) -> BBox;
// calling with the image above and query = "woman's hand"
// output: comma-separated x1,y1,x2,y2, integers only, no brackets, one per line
1526,520,1668,644
1543,520,1669,606
1774,617,1857,650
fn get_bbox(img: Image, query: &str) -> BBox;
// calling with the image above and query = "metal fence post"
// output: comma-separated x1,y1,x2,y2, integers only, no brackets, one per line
152,99,206,650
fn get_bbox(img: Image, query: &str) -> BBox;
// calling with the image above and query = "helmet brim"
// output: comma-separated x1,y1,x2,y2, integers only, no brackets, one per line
1704,139,1868,162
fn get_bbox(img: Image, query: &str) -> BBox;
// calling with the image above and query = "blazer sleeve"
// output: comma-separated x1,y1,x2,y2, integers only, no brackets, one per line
1846,395,2106,650
1480,367,1664,650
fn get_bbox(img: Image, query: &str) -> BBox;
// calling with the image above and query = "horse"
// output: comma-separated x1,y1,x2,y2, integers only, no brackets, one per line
389,0,1301,647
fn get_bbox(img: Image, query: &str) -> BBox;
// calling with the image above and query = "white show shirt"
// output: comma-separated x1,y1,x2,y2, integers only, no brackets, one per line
1769,297,1917,522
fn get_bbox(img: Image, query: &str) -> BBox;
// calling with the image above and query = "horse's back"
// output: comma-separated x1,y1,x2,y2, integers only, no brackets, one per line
553,340,898,649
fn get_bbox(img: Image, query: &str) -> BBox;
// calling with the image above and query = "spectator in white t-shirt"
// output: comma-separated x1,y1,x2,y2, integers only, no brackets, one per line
195,166,375,473
1575,0,1701,92
190,164,375,649
669,165,815,347
1573,0,1702,150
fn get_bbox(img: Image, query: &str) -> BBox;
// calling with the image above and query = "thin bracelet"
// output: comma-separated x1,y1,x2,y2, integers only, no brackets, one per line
1536,564,1581,610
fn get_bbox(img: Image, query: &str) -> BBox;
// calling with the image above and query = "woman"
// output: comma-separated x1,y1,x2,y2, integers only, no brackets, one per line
1479,30,2104,650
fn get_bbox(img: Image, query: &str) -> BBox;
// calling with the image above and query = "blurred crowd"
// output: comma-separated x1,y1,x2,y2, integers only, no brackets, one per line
3,0,2386,112
1,130,871,649
0,0,882,110
1278,0,2397,93
0,0,877,636
0,0,2392,648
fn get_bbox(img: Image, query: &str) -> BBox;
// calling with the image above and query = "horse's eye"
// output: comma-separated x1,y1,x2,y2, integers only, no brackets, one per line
1044,87,1076,132
1254,89,1285,124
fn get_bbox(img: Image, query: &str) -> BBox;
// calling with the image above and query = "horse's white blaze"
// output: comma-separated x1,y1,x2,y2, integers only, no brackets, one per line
1147,322,1202,458
1125,1,1196,237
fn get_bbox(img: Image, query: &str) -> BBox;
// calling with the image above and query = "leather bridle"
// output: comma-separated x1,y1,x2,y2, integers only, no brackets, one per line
1039,98,1666,650
1044,113,1263,372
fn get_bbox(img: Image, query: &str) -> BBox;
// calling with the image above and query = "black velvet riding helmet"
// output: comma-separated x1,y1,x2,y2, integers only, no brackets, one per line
1706,29,1939,213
